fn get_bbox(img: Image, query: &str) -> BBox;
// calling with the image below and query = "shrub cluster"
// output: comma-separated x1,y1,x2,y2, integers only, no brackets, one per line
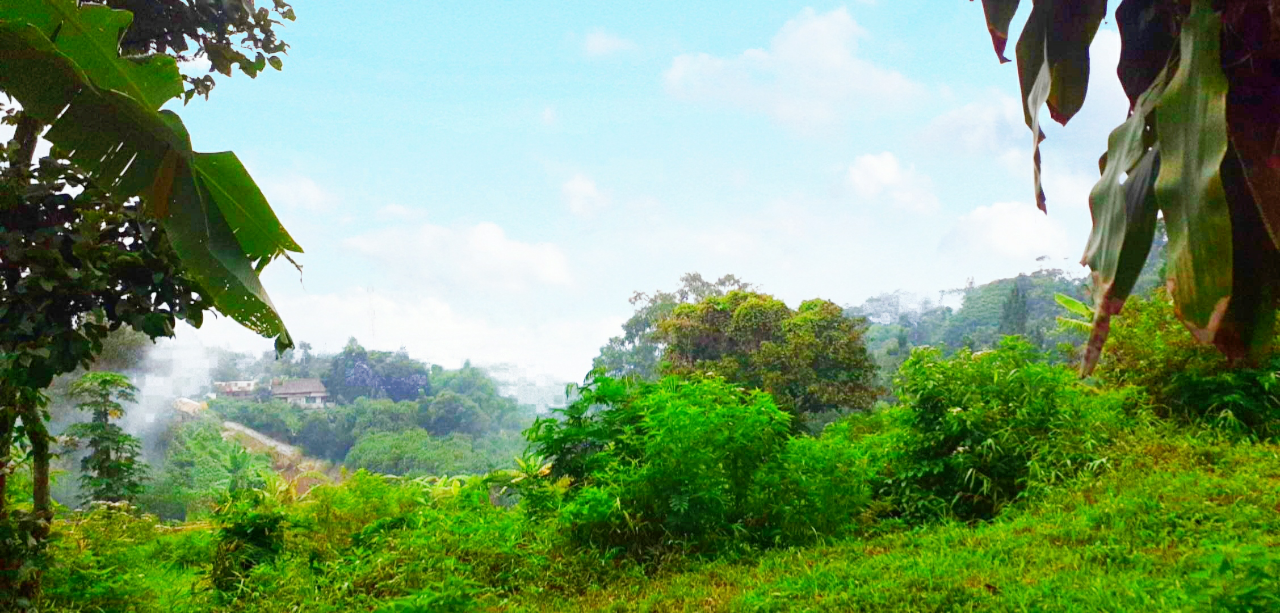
525,338,1137,552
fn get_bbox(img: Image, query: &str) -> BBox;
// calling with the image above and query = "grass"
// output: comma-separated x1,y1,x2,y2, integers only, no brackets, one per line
510,428,1280,612
37,423,1280,612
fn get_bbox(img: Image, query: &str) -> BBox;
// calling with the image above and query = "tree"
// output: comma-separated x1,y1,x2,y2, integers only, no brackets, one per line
104,0,295,101
659,291,879,420
998,280,1029,337
974,0,1280,371
323,339,431,404
63,372,146,505
0,0,300,594
593,273,752,380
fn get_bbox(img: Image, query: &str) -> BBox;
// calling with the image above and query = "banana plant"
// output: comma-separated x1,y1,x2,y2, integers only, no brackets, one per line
0,0,298,351
977,0,1280,373
1054,293,1094,334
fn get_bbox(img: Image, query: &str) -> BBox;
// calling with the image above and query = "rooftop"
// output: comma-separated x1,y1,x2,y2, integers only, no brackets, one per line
272,378,328,396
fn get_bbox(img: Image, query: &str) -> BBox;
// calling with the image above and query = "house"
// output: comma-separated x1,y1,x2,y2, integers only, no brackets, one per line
213,380,257,398
272,378,330,407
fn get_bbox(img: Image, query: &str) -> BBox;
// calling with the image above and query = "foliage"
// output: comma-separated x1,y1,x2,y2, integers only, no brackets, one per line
139,417,271,520
343,429,524,478
211,362,535,474
976,0,1280,368
62,372,147,505
526,374,791,551
1097,288,1280,440
106,0,296,101
0,0,301,352
323,338,431,404
660,290,878,418
996,279,1028,336
889,337,1137,520
851,268,1091,380
209,489,288,594
594,273,753,380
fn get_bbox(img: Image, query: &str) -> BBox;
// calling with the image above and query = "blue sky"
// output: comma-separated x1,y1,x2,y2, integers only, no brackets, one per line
160,1,1131,382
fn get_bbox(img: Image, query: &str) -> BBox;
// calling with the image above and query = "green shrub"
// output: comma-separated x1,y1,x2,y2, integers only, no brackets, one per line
40,504,160,612
526,374,791,551
890,336,1136,520
1098,289,1280,440
343,428,523,477
210,490,289,594
748,410,899,544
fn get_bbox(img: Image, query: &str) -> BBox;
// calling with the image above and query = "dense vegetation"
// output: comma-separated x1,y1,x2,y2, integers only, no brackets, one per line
15,280,1280,611
8,0,1280,610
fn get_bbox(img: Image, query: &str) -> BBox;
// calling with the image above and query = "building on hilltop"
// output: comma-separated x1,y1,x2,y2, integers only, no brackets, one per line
272,378,330,407
212,380,257,398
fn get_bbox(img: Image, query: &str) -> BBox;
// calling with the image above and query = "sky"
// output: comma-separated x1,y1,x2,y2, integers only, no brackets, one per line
150,1,1133,383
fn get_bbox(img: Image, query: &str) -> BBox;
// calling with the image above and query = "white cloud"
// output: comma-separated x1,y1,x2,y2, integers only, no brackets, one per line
663,7,919,132
541,106,557,126
561,174,610,215
375,203,422,221
258,174,337,211
583,30,637,57
346,221,572,291
941,201,1073,261
846,152,940,213
923,93,1024,160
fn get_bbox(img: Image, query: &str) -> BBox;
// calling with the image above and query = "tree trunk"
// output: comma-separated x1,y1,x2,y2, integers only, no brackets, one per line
20,403,51,540
0,408,14,520
6,113,42,178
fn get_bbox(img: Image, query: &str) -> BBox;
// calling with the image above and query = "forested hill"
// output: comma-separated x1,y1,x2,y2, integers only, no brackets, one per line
850,223,1168,378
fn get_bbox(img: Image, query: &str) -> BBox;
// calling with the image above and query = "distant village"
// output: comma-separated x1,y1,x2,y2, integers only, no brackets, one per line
211,378,331,407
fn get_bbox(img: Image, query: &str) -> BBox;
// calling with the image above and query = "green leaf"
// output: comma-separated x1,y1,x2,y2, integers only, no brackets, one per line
978,0,1020,63
1154,0,1232,345
159,156,293,347
1078,72,1167,374
1053,293,1093,320
0,0,181,110
0,3,298,351
193,153,302,260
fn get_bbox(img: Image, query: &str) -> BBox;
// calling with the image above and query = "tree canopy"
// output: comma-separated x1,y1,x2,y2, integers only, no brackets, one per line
659,290,879,418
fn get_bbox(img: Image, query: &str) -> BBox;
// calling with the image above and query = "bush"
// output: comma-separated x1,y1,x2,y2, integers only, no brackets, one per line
749,409,900,544
210,490,289,594
343,429,522,477
889,336,1137,520
1099,289,1280,440
526,374,791,551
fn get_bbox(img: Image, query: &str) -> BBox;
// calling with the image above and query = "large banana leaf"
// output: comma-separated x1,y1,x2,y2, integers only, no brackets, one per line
0,0,299,351
1221,2,1280,255
1011,0,1106,212
1077,71,1166,375
1153,0,1232,348
1014,1,1050,212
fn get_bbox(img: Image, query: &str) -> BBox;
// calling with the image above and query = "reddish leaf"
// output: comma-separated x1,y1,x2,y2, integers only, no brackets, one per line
1015,1,1051,211
977,0,1021,63
1212,144,1280,361
1115,0,1180,111
1044,0,1107,125
1222,0,1280,253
